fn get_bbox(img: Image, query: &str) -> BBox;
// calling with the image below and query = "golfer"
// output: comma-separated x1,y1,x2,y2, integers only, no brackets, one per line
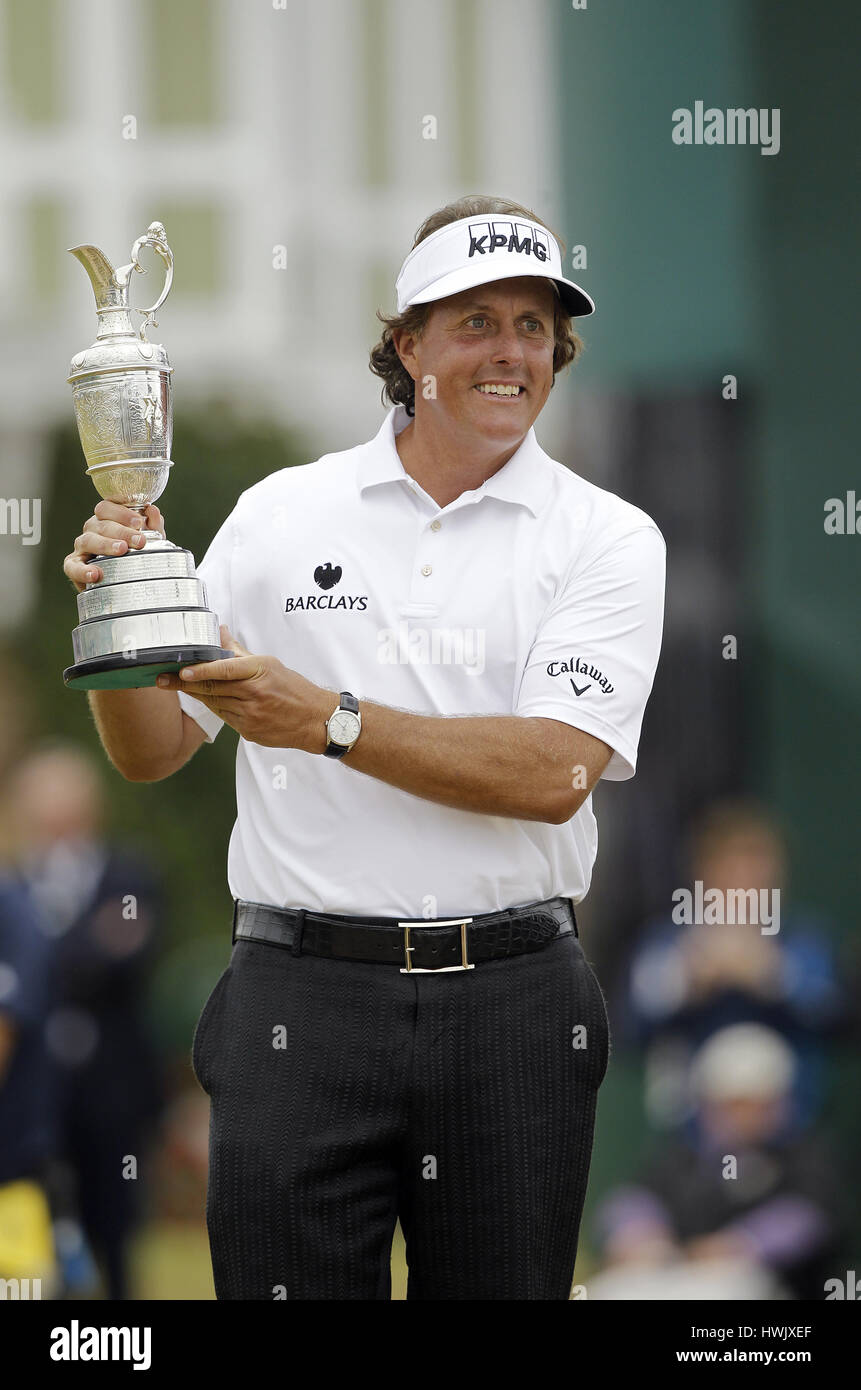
63,195,666,1300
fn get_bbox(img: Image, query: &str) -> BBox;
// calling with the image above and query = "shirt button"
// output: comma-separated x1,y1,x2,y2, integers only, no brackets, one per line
421,564,432,577
430,519,442,531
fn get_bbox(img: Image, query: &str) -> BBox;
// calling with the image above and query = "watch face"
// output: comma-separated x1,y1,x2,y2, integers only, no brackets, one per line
329,710,360,746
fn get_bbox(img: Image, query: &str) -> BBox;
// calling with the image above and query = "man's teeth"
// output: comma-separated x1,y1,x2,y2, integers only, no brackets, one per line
475,384,522,396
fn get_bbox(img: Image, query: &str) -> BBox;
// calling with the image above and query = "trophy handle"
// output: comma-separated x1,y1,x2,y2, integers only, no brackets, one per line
128,221,174,340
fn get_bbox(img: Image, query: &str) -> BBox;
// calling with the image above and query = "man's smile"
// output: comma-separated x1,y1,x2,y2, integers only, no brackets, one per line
473,382,526,399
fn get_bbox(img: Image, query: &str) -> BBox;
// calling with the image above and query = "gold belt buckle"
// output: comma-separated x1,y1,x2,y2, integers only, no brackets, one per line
399,918,475,973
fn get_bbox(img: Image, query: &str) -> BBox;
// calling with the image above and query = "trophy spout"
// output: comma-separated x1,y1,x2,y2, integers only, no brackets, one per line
68,244,130,314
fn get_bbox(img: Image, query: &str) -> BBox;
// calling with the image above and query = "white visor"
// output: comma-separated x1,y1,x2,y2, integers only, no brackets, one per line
395,213,594,317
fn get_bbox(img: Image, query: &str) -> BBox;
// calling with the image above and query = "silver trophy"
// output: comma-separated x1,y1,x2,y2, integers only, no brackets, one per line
63,221,231,690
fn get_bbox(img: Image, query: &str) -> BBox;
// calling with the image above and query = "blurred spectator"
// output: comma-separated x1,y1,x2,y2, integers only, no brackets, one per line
0,870,57,1291
592,1024,846,1300
7,743,165,1300
615,799,846,1132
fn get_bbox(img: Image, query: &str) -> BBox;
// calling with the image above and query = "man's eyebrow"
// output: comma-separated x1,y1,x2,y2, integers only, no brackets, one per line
455,301,551,318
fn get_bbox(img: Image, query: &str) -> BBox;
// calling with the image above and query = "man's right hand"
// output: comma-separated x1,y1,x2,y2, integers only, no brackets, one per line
63,500,165,594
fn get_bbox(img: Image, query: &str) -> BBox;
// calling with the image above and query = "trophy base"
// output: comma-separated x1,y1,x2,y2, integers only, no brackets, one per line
63,645,234,691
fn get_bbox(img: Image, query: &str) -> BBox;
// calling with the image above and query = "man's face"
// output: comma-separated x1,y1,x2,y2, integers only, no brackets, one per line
395,276,557,449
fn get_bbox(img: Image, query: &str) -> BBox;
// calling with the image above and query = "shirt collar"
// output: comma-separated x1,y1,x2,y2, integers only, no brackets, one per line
357,405,553,517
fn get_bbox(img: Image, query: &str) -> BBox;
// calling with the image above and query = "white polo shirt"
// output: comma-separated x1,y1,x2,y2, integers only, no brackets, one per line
178,404,666,918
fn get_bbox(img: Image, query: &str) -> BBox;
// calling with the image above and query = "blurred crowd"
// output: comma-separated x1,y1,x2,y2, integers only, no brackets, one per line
588,801,855,1300
0,741,166,1298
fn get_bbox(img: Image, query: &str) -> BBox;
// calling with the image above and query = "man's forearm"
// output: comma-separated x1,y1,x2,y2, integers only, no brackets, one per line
310,691,607,824
87,686,186,781
160,646,611,815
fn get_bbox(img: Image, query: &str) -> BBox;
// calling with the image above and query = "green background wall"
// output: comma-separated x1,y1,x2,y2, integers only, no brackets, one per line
556,0,860,932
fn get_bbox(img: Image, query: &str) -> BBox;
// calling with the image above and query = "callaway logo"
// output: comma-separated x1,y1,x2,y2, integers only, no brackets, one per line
285,563,368,613
467,220,550,263
547,657,614,696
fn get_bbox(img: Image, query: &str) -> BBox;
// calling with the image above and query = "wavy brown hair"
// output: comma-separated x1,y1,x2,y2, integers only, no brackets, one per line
369,195,585,415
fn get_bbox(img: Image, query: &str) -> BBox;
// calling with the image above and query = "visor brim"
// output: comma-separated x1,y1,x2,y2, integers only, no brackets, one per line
402,263,595,317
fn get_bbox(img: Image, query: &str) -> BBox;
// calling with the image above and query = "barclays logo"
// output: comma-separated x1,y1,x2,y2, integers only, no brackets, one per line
285,561,368,613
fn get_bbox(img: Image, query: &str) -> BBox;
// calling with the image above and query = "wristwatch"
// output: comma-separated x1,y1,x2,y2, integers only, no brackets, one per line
323,691,362,759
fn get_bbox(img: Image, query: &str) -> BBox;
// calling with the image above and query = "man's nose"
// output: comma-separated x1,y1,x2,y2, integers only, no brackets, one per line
489,324,523,362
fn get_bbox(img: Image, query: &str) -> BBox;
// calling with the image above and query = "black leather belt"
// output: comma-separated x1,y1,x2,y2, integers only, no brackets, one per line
232,895,577,972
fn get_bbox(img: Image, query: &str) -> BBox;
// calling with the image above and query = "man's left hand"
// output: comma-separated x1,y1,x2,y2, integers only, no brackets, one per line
156,625,331,752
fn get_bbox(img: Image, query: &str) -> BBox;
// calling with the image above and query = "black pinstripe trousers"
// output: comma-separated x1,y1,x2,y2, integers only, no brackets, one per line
191,927,610,1300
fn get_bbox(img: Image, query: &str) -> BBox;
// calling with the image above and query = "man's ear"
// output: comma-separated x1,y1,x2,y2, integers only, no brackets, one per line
391,326,419,381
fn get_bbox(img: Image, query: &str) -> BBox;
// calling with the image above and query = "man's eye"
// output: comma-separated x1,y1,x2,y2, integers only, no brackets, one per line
466,316,487,328
523,319,542,332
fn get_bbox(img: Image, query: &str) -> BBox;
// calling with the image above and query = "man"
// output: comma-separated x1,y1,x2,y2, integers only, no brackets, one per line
0,862,56,1291
11,744,164,1300
63,195,666,1300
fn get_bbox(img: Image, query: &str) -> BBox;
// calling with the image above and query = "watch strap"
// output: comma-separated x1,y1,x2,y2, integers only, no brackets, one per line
324,691,360,759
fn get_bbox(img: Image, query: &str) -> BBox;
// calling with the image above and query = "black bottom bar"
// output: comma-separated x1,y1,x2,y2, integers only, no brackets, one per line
63,645,234,691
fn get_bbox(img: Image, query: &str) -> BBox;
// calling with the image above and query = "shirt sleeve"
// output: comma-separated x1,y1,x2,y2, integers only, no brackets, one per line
514,523,666,780
177,508,238,744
